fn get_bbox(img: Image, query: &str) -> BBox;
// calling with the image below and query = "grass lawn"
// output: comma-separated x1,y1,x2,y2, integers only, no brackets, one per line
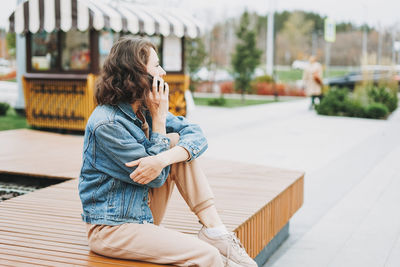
276,69,303,82
0,108,29,131
276,69,351,83
194,97,277,108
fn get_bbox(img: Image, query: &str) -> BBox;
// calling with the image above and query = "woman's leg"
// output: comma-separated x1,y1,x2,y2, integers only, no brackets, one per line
149,159,257,267
147,170,176,225
86,223,224,267
149,134,223,228
148,150,257,266
169,160,223,228
149,160,223,227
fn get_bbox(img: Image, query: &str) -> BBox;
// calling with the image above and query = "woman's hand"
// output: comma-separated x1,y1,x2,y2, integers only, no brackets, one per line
125,133,182,185
147,76,169,125
125,155,167,185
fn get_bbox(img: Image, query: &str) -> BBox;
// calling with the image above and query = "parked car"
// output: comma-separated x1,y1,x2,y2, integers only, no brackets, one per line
394,72,400,87
291,60,309,70
324,70,398,90
0,58,12,75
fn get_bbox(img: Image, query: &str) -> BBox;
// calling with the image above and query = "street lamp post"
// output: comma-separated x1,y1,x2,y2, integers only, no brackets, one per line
361,4,368,65
377,24,382,65
266,0,275,76
15,0,26,114
362,26,368,64
394,40,400,64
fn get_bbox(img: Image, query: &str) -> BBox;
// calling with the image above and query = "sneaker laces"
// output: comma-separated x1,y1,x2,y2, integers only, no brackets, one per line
224,232,247,266
228,232,247,256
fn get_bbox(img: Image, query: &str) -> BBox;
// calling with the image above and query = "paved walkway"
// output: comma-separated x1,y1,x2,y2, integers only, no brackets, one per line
2,82,399,266
188,98,400,267
0,81,18,107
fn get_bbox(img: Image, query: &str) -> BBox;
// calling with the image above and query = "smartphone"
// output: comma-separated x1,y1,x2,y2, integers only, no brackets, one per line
147,74,161,92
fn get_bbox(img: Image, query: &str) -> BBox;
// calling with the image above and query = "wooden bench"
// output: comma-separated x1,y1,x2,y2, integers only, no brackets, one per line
0,129,304,266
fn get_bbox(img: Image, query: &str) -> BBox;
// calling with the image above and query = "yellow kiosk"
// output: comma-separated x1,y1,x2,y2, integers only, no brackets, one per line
8,0,202,130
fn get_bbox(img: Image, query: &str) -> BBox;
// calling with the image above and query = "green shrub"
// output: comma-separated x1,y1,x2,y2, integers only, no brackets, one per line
0,102,10,116
315,88,350,116
365,103,389,119
367,86,398,112
316,86,395,119
207,97,227,106
344,99,366,118
252,75,275,84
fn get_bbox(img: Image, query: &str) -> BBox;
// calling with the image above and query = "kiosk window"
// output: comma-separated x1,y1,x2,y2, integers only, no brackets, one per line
98,32,162,70
61,30,90,71
31,31,58,71
99,30,121,69
162,36,181,72
148,35,162,67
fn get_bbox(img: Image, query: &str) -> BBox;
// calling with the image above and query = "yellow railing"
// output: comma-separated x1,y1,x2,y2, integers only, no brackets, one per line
23,74,96,131
165,74,189,117
23,73,188,131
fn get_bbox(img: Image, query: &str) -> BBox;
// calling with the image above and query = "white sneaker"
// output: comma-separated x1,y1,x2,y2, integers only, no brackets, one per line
198,226,258,267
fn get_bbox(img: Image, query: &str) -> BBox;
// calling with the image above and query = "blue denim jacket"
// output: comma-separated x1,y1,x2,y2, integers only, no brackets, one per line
78,102,208,225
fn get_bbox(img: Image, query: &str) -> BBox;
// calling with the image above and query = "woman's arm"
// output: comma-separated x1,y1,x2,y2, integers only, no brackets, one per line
93,122,172,188
165,113,208,162
126,133,190,185
125,77,192,185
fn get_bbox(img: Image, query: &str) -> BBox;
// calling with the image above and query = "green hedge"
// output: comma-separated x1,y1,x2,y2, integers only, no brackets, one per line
316,86,398,119
367,86,398,112
365,103,389,119
252,75,275,84
0,102,10,116
207,97,227,106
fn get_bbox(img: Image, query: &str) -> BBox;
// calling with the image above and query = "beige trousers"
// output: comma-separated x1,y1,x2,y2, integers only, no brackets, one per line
85,160,224,267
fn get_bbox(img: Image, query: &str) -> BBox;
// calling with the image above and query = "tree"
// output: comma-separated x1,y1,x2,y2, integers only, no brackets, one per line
279,11,314,61
185,37,207,91
6,32,16,57
231,11,262,102
304,11,325,33
336,22,356,33
274,11,291,33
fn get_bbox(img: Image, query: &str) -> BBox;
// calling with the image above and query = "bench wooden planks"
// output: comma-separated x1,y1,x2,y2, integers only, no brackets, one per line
0,129,304,265
0,129,83,179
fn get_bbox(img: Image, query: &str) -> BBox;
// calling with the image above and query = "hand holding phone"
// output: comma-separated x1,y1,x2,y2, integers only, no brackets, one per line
145,74,169,123
147,74,161,92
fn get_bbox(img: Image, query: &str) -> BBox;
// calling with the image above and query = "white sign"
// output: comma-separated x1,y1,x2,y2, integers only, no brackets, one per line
162,36,182,72
394,41,400,52
324,18,336,43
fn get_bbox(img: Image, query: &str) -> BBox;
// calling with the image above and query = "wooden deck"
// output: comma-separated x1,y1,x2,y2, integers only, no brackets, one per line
0,129,304,266
0,129,83,179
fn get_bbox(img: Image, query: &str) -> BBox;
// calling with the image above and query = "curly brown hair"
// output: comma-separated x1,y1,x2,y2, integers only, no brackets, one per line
95,36,156,106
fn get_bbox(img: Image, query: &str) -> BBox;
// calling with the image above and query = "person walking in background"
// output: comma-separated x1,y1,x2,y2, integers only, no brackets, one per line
303,55,323,109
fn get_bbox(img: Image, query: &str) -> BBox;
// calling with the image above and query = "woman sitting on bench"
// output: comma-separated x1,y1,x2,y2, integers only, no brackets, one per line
78,36,256,267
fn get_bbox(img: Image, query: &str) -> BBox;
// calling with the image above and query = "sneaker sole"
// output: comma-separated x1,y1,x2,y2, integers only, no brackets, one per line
220,254,244,267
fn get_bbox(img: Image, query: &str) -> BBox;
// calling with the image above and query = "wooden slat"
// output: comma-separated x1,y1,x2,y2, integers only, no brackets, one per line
0,129,82,179
0,129,304,265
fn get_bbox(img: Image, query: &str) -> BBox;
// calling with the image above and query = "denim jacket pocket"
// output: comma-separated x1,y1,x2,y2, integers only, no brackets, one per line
83,131,92,154
106,178,121,216
125,186,138,217
107,178,117,208
90,174,107,213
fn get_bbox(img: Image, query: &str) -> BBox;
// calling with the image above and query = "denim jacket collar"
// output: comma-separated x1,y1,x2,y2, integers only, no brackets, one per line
116,102,138,122
117,102,148,130
117,102,152,127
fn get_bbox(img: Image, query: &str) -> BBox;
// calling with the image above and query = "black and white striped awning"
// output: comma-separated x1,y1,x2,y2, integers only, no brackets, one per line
8,0,203,38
